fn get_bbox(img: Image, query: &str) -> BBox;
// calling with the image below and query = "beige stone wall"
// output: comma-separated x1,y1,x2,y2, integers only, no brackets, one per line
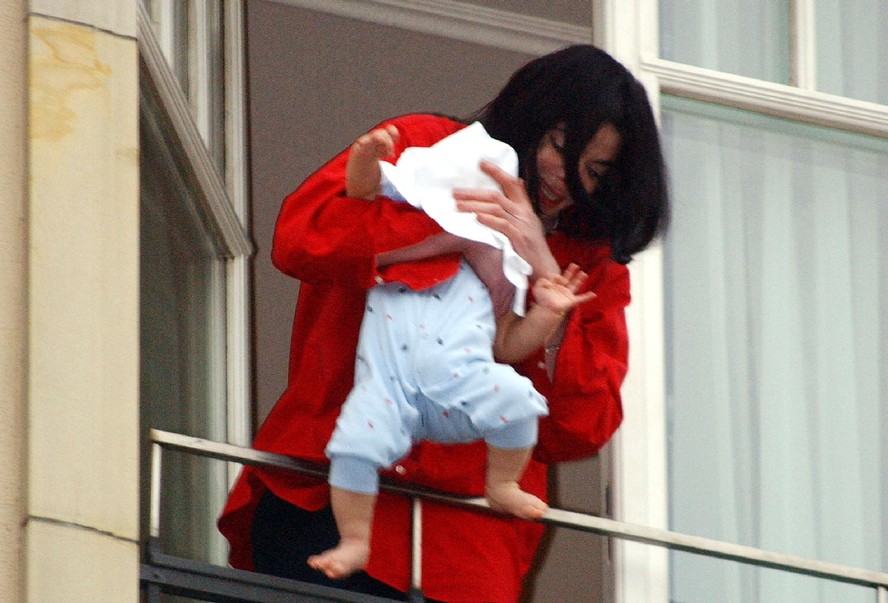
0,1,28,601
24,2,140,601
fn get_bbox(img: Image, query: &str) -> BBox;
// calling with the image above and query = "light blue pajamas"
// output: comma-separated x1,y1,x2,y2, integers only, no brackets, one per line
326,261,549,495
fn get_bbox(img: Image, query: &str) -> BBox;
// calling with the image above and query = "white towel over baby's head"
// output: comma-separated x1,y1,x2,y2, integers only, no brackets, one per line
379,121,532,315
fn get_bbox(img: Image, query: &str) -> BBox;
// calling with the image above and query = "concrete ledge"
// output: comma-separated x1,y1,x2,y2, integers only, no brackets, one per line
31,0,135,39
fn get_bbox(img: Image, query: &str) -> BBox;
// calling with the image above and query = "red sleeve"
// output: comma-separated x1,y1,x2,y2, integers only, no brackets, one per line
270,114,466,289
524,244,631,463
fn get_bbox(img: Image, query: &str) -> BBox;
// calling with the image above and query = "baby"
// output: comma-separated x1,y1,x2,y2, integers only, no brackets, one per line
308,124,593,579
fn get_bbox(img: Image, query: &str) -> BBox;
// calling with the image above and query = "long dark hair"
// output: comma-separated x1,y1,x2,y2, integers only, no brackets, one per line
470,45,669,264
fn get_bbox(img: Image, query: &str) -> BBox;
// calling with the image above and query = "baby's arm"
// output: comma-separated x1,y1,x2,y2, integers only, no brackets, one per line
356,125,490,270
346,125,400,200
462,242,515,319
493,264,594,364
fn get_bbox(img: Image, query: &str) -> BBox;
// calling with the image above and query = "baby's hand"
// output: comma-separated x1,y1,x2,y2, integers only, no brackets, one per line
532,263,596,317
346,125,400,199
351,125,400,161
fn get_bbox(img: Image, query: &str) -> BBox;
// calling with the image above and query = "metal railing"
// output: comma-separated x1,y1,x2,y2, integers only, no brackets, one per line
142,429,888,603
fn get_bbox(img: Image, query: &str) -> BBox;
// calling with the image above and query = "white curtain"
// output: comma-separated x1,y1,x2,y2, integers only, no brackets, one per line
816,0,888,105
659,0,790,83
661,98,888,603
660,0,888,107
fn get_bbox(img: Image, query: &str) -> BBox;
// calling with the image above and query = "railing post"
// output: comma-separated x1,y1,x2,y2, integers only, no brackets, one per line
149,439,163,539
409,497,425,603
143,581,162,603
878,585,888,603
144,438,164,598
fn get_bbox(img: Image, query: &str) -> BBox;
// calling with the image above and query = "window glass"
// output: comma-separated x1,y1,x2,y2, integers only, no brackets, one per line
815,0,888,105
661,96,888,603
140,121,228,565
659,0,791,84
186,0,227,174
208,0,226,172
151,0,189,91
144,0,226,176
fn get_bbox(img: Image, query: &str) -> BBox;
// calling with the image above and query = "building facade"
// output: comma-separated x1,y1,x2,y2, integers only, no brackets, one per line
2,0,140,600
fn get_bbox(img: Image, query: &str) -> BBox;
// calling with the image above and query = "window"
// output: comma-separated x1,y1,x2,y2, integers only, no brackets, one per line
815,0,888,105
138,0,250,570
143,0,227,171
659,0,791,83
662,97,888,602
140,118,228,563
605,1,888,601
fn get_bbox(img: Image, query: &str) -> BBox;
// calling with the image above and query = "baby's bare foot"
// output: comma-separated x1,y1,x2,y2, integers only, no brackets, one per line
486,482,548,520
307,538,370,579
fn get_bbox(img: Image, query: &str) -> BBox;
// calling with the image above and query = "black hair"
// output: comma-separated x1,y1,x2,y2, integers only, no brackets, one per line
469,45,669,264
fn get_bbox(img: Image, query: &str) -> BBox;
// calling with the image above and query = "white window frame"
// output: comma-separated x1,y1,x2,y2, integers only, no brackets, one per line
137,0,253,476
594,0,888,601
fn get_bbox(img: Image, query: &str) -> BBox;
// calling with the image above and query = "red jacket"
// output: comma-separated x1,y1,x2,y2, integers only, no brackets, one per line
218,114,630,603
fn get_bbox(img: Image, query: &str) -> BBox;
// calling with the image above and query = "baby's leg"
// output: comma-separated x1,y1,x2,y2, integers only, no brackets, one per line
309,455,382,579
484,418,547,519
307,487,375,579
485,445,548,519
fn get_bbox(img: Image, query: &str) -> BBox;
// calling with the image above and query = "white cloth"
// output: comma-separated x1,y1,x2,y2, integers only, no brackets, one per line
379,121,532,315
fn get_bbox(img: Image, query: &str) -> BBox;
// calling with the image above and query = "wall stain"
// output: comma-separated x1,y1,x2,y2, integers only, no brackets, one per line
30,23,113,141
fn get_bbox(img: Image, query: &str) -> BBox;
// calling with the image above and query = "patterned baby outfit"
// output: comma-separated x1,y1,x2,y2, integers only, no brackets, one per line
326,261,548,494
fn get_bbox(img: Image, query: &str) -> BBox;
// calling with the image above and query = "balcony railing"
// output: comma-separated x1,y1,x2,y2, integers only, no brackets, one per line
141,429,888,602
